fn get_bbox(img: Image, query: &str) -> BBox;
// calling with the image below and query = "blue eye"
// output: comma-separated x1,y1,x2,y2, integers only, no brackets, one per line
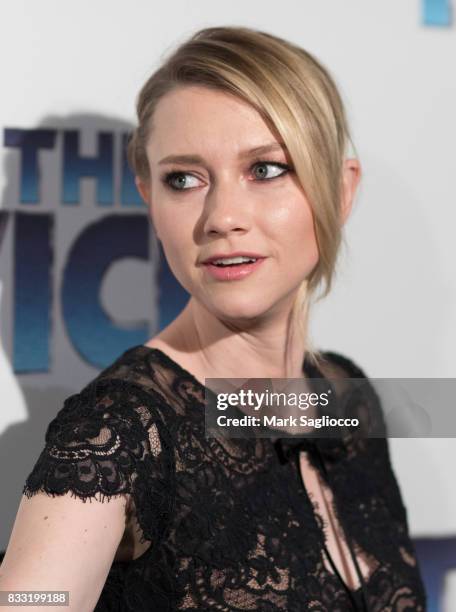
161,160,291,192
163,173,200,191
252,161,291,181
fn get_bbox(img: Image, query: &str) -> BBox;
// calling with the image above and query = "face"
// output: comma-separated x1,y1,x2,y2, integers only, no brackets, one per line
137,85,323,325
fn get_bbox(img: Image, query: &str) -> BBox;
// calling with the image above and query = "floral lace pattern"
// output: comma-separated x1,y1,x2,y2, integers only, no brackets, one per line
23,345,427,611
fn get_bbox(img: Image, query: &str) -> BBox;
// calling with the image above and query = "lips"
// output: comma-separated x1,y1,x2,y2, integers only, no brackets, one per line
202,257,267,281
202,252,266,264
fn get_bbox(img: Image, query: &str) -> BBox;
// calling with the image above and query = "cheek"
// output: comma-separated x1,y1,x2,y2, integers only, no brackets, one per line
301,207,319,262
158,221,188,263
150,193,184,246
152,206,196,278
272,196,319,267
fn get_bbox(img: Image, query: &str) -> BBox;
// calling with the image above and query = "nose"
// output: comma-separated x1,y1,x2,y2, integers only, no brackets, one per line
201,177,252,236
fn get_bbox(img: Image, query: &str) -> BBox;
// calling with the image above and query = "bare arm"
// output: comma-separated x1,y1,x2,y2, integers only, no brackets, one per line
0,379,172,611
0,490,128,611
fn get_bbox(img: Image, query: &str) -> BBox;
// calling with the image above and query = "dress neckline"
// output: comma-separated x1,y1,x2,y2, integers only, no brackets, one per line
126,344,372,608
130,343,324,396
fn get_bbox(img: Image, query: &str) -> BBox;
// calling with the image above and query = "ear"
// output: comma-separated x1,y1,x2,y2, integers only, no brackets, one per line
135,177,160,241
340,158,362,225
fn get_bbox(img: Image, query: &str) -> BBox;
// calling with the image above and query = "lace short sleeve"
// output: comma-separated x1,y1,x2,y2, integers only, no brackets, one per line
23,378,175,545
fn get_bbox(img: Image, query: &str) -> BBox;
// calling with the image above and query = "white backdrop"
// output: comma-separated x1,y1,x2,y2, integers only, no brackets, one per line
1,1,455,609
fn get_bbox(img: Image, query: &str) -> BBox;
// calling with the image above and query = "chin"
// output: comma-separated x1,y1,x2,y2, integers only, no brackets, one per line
207,295,273,322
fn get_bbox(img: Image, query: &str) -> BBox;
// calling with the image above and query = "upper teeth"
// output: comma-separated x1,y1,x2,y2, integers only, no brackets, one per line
212,256,257,264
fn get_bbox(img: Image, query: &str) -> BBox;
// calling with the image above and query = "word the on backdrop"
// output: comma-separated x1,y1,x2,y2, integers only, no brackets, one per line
1,128,187,372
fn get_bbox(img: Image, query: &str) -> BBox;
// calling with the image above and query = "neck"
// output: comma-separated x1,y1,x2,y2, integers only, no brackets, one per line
152,296,311,382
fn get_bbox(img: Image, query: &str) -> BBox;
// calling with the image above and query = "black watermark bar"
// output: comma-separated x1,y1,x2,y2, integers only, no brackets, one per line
203,377,456,438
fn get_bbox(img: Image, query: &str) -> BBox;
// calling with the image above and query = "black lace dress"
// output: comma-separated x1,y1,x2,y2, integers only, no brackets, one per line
23,345,427,611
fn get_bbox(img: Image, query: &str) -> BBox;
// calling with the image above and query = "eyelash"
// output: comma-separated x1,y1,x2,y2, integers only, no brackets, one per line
161,160,292,192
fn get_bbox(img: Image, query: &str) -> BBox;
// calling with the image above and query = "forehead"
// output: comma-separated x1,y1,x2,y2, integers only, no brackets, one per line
147,85,280,161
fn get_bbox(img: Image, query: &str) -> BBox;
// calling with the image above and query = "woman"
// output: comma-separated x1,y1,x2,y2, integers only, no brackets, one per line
0,26,426,611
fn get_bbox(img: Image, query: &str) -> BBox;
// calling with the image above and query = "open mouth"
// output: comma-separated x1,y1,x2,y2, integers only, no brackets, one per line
211,260,258,267
202,257,267,281
206,256,263,268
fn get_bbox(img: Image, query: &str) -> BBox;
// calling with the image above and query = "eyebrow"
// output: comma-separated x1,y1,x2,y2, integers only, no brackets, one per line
158,142,286,166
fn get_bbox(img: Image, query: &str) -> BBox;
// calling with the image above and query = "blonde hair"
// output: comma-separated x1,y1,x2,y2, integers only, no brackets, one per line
128,26,358,366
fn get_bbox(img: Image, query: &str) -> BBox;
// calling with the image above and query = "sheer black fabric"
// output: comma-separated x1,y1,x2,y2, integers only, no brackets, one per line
23,345,427,611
